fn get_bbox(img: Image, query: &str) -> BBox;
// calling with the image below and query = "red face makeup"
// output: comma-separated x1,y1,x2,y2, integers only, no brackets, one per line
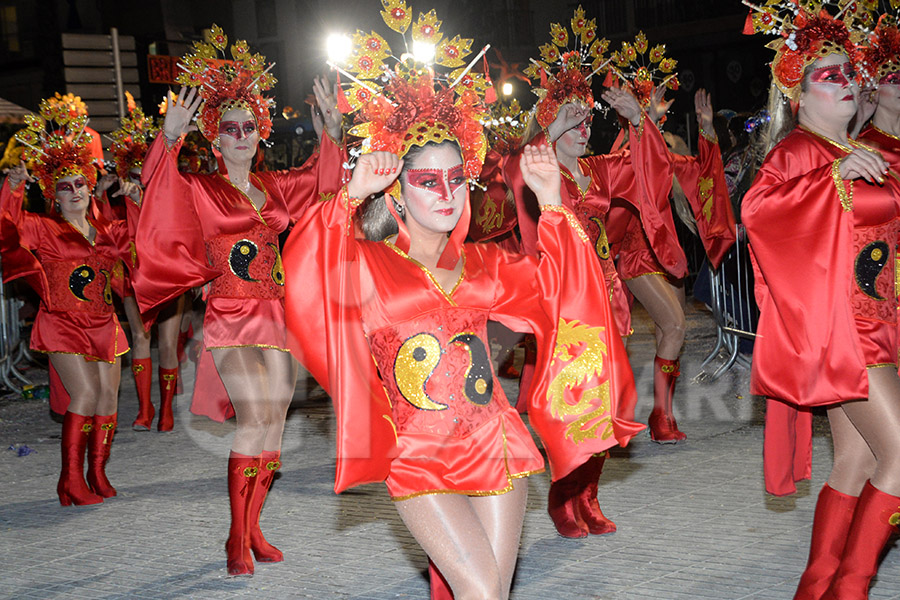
405,165,467,200
574,116,592,137
880,72,900,86
55,176,87,195
809,62,857,86
218,119,258,140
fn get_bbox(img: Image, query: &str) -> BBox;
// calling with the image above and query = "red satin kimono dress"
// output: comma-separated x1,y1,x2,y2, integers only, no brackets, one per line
134,133,346,421
284,188,645,497
0,181,131,374
743,127,900,495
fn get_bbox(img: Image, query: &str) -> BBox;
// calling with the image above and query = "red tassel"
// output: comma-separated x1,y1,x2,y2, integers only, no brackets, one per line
337,88,353,114
743,13,756,36
603,70,615,88
540,67,548,89
485,84,497,104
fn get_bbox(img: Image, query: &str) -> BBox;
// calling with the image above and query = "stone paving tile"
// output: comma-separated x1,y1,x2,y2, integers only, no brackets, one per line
2,301,899,599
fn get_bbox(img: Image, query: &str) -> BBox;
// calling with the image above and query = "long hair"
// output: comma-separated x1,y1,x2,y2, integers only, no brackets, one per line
357,140,464,242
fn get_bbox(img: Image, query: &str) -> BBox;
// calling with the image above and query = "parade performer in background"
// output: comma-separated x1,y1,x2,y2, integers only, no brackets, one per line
95,97,185,431
504,7,676,539
134,26,346,576
858,14,900,168
284,3,643,597
0,99,133,506
743,4,900,598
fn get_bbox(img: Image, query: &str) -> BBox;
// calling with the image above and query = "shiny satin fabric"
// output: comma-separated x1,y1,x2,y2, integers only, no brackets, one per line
284,187,645,495
468,149,519,242
134,132,347,422
0,179,131,364
743,128,900,407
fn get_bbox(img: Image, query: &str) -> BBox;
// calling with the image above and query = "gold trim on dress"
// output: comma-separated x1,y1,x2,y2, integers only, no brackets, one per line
866,362,897,369
540,204,590,244
873,125,900,144
217,172,269,227
623,270,668,281
382,240,466,305
832,159,854,212
205,343,291,352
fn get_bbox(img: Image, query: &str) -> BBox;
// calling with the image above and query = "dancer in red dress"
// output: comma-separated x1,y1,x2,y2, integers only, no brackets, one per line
95,99,185,431
285,6,642,597
134,25,345,576
1,99,132,506
743,4,900,598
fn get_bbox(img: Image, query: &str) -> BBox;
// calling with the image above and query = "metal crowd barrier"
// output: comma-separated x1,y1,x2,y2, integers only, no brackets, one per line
0,268,33,394
698,224,758,381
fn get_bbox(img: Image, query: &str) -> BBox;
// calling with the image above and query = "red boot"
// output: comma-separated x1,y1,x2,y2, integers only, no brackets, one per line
822,481,900,599
226,453,259,576
794,485,859,600
574,453,617,535
249,451,283,562
157,367,177,432
86,413,117,498
57,412,103,506
548,473,589,538
131,358,154,430
648,356,686,443
428,558,454,599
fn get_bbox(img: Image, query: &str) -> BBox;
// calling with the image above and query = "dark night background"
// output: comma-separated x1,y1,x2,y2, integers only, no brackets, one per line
0,0,773,157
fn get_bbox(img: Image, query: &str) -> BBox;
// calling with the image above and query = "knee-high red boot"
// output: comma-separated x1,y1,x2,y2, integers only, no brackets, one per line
57,412,103,506
157,367,177,432
86,413,117,498
249,450,283,562
548,471,589,538
574,453,617,535
793,484,859,600
428,558,454,599
131,358,154,430
822,481,900,600
648,356,686,443
226,452,259,576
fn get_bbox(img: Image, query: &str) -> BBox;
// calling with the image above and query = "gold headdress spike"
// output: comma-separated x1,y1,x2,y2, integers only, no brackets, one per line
109,93,160,179
175,24,277,141
742,1,874,100
522,5,610,128
15,95,97,201
328,0,493,181
603,31,679,116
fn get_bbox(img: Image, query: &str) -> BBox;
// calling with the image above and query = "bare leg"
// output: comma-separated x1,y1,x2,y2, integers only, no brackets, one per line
826,404,875,497
261,349,298,452
122,296,151,360
156,295,184,370
50,354,102,416
840,367,900,495
394,479,527,600
625,273,685,359
95,358,122,416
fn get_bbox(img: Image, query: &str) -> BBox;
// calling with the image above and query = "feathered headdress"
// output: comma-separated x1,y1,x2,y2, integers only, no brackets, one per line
604,31,679,115
14,96,97,201
860,13,900,82
332,1,492,181
523,5,610,128
109,92,160,179
175,24,277,141
742,1,871,100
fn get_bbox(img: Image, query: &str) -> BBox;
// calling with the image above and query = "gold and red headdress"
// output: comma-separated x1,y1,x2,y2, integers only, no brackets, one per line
333,1,492,181
743,1,871,101
523,5,610,128
14,95,98,200
109,92,160,179
860,13,900,82
176,24,276,141
604,31,679,115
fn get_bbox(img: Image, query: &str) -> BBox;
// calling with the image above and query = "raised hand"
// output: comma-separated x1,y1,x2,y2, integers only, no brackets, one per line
520,144,562,207
548,102,592,142
312,75,343,142
648,85,674,125
2,160,34,190
346,151,403,200
95,172,117,196
601,87,642,127
851,87,878,139
694,89,715,138
112,177,142,205
163,86,202,143
839,147,889,184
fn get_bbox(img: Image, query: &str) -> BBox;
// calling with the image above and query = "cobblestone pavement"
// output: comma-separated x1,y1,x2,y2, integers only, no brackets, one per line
1,301,898,599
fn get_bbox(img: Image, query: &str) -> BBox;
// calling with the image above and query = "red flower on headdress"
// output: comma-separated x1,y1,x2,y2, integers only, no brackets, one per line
535,66,593,128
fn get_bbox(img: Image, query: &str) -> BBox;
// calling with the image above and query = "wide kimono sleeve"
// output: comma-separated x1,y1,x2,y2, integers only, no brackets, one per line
671,136,737,269
260,133,348,221
283,187,398,494
0,179,50,303
742,132,867,406
134,134,219,321
488,206,645,481
469,149,518,242
586,118,687,278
